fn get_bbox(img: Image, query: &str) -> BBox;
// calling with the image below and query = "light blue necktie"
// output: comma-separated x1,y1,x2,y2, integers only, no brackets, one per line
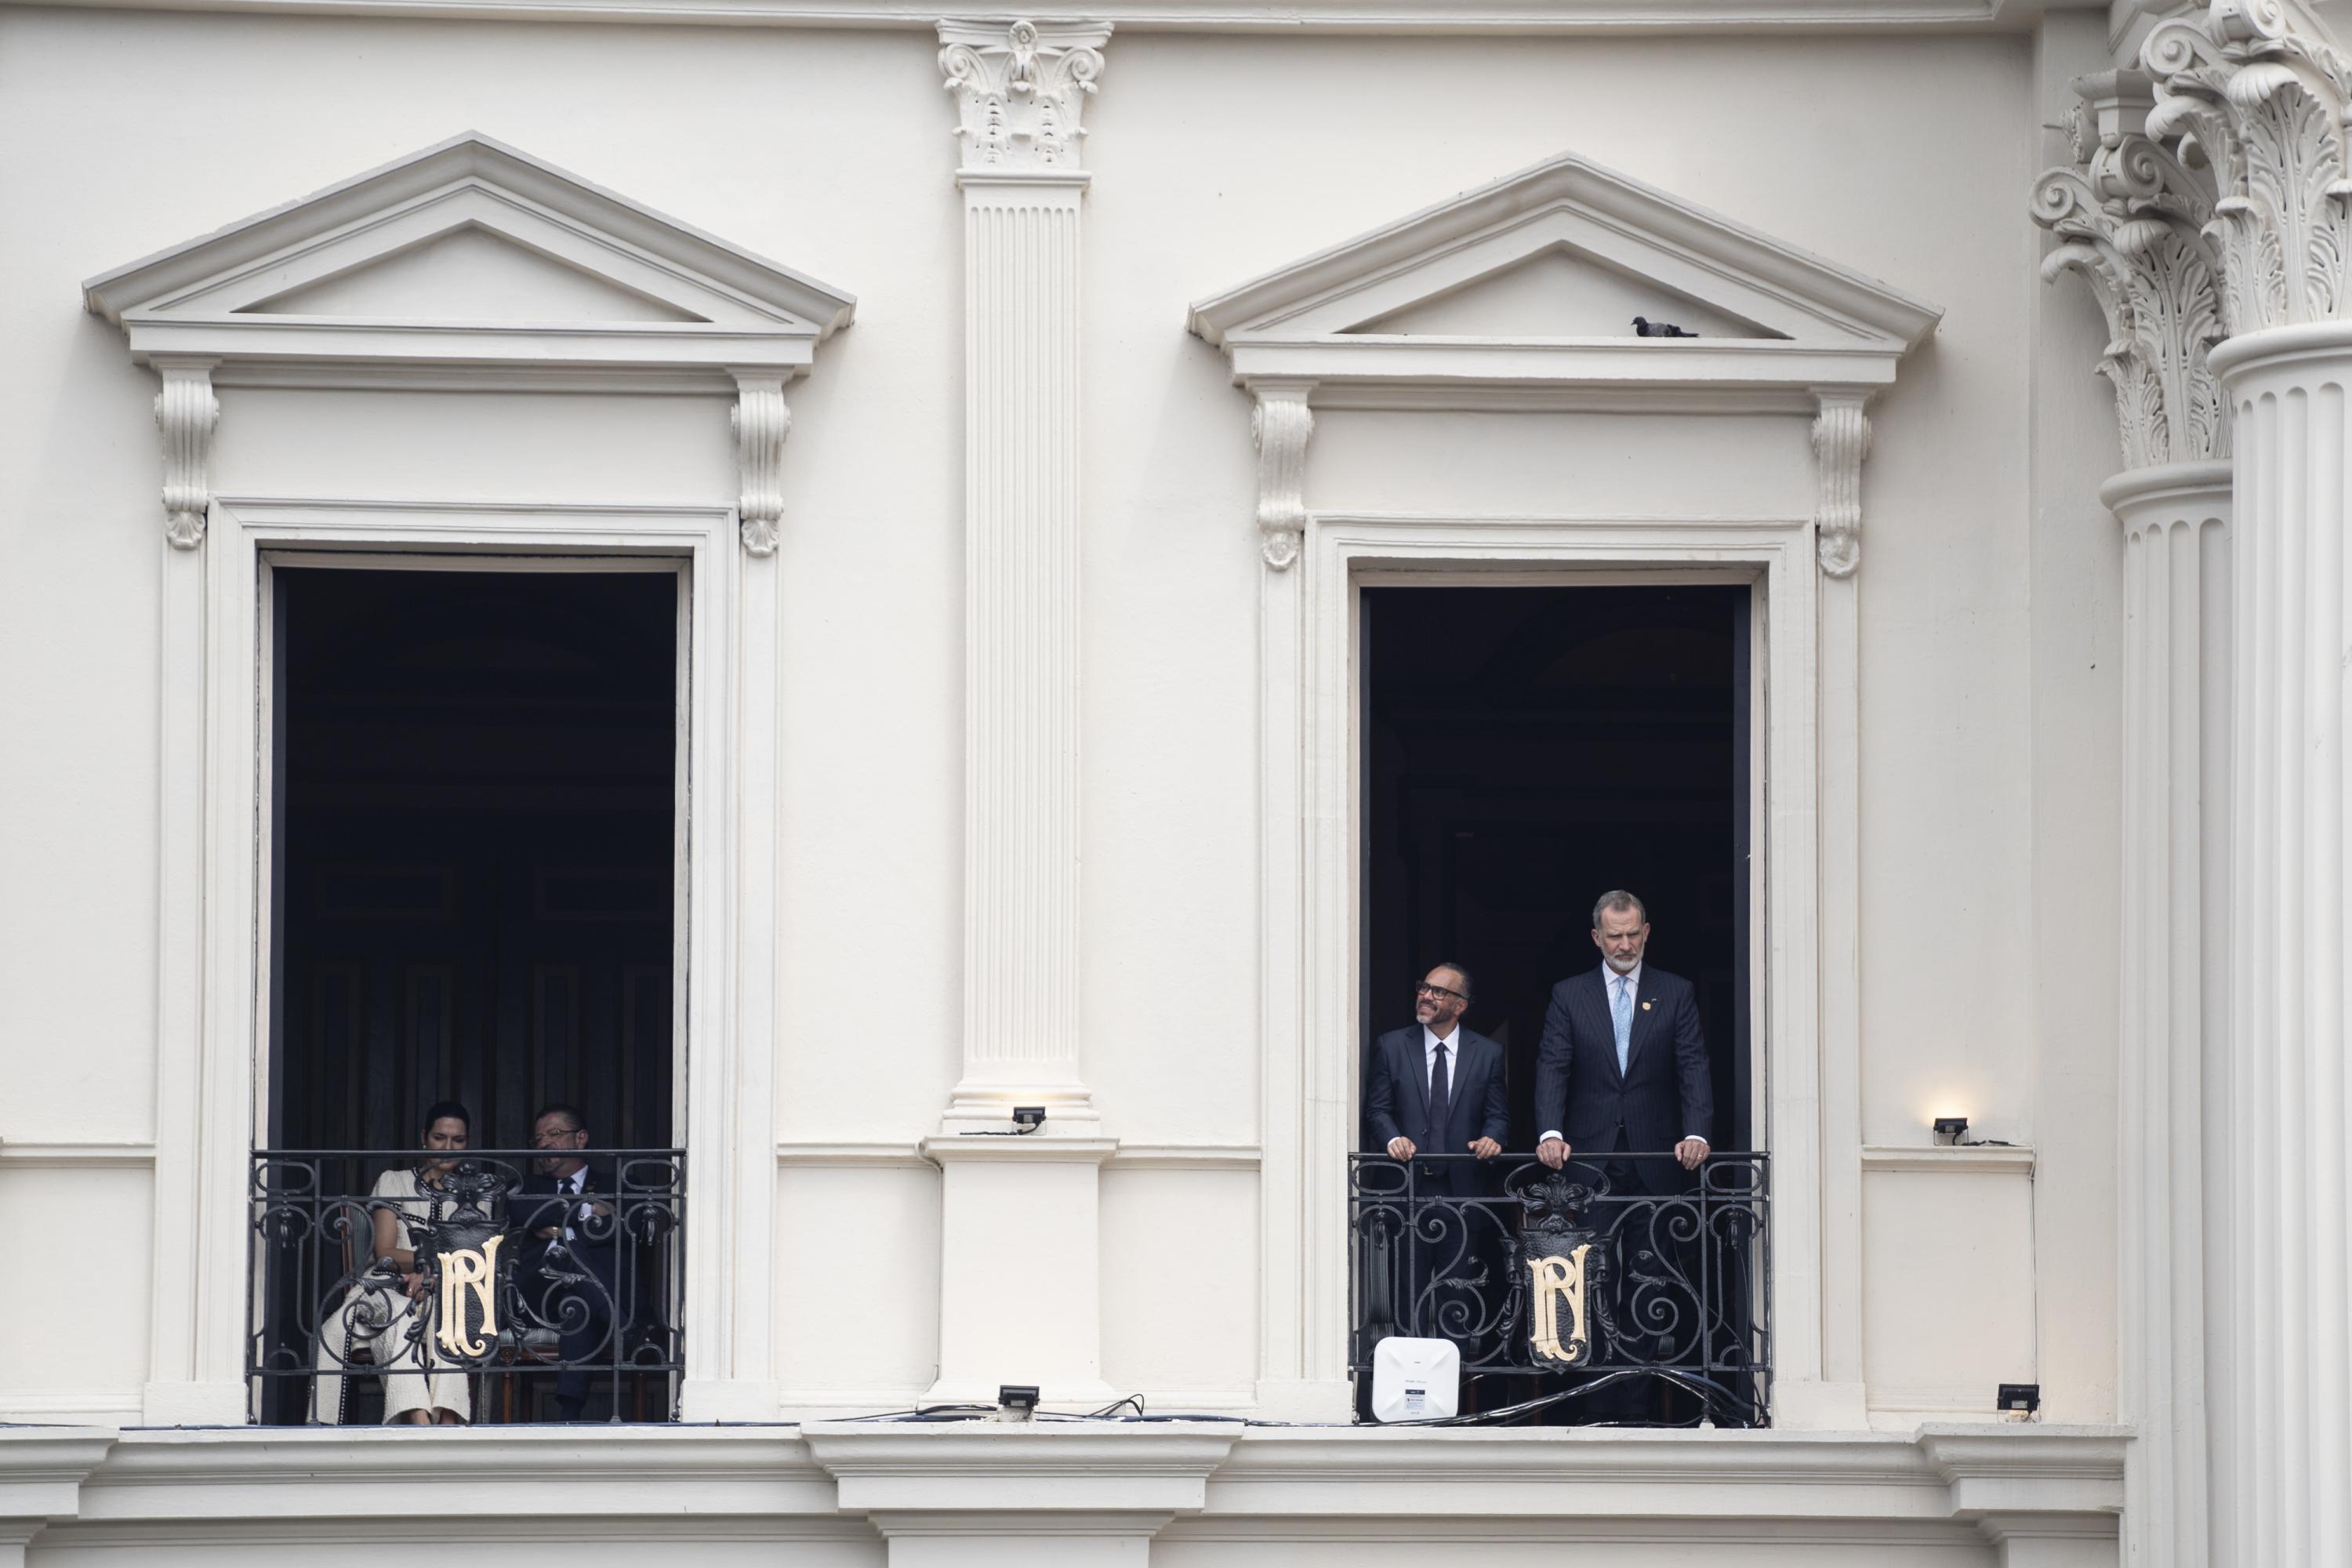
1611,974,1633,1076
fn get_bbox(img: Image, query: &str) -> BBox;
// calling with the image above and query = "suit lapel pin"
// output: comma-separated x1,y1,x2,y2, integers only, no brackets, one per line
1642,1000,1653,1011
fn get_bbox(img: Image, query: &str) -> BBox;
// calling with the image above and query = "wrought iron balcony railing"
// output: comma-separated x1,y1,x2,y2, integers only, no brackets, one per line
1349,1150,1769,1426
249,1149,684,1425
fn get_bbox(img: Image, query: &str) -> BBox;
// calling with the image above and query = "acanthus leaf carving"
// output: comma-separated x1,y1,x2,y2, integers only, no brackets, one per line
2142,1,2352,334
2032,70,2231,470
1813,392,1871,578
733,376,789,557
154,361,219,550
938,18,1111,176
1250,381,1315,571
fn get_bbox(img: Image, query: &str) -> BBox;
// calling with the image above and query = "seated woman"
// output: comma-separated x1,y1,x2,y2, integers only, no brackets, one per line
310,1102,480,1426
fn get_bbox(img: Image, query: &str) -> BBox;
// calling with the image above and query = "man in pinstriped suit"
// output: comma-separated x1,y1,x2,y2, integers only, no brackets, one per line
1533,890,1712,1196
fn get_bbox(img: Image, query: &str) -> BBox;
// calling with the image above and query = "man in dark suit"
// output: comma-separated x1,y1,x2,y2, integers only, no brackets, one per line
511,1102,619,1421
1362,963,1511,1383
1366,961,1510,1195
1534,891,1712,1193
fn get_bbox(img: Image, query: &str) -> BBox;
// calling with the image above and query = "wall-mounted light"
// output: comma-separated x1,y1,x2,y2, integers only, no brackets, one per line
1997,1382,2040,1416
1932,1116,1969,1143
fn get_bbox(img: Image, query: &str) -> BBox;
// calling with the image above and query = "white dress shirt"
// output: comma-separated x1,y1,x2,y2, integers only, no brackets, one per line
1541,963,1708,1149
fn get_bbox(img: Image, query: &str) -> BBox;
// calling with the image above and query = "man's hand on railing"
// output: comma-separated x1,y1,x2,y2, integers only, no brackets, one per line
1468,1138,1501,1160
1385,1136,1416,1159
1675,1136,1711,1171
1537,1135,1570,1170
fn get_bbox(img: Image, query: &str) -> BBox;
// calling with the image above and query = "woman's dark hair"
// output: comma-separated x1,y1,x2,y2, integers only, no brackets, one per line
419,1101,471,1138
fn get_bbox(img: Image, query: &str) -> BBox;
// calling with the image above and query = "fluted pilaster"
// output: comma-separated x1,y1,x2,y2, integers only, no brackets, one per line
938,19,1109,1130
947,165,1095,1128
926,23,1120,1407
2107,461,2233,1568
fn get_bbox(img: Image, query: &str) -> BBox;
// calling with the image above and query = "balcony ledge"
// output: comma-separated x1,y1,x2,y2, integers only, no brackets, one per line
2,1420,2122,1550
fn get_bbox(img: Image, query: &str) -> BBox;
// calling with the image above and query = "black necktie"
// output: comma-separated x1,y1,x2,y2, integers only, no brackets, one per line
1428,1041,1451,1144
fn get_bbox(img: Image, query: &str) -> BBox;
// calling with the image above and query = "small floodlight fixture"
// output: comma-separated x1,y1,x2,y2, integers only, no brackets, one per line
1933,1116,1969,1143
996,1384,1041,1417
1370,1337,1460,1423
1012,1106,1046,1131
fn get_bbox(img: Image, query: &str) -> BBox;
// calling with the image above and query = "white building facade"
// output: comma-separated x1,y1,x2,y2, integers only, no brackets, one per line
0,0,2343,1559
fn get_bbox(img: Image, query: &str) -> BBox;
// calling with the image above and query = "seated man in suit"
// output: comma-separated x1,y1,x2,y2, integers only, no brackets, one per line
1363,963,1511,1356
512,1102,619,1422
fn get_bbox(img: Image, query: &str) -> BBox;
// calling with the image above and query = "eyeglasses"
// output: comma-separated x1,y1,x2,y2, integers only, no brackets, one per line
532,1127,583,1146
1415,982,1466,1002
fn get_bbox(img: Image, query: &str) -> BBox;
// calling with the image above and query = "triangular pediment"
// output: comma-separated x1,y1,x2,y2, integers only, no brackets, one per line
1190,151,1938,404
1348,245,1779,339
86,132,855,389
243,225,709,325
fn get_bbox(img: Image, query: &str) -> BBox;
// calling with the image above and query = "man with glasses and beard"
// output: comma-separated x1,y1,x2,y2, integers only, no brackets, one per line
1363,962,1510,1394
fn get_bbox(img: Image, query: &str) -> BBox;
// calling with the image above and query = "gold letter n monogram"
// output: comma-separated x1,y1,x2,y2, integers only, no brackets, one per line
435,1236,503,1359
1526,1245,1592,1366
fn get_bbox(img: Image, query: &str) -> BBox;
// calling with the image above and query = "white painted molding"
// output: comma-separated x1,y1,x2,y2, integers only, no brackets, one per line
938,19,1111,178
1106,1142,1261,1168
775,1139,932,1167
129,498,775,1426
1811,390,1870,576
0,0,2089,34
2142,2,2352,334
153,362,218,550
2031,69,2228,470
0,1424,2127,1552
0,1142,158,1169
1859,1144,2038,1175
733,374,790,556
83,132,855,392
1189,150,1940,406
1249,380,1314,569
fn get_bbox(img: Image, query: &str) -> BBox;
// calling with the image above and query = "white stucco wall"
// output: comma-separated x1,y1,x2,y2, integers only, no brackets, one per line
0,7,2119,1436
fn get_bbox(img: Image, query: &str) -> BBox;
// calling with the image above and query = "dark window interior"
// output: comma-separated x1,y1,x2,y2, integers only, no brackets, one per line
1362,583,1752,1152
269,565,680,1155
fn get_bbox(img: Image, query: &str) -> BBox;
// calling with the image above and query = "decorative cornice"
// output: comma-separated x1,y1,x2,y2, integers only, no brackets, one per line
2142,0,2352,335
154,362,219,550
0,0,2092,31
1811,391,1870,577
734,375,789,556
1248,381,1315,570
938,19,1111,177
2032,69,2230,469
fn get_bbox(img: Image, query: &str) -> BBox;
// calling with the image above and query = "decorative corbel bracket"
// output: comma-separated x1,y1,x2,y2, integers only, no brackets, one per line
732,374,790,557
1250,380,1316,571
154,361,219,550
1812,390,1871,578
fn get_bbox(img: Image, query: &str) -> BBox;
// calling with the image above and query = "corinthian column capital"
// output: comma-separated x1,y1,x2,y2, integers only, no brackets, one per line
2032,69,2230,469
938,18,1111,180
2141,0,2352,332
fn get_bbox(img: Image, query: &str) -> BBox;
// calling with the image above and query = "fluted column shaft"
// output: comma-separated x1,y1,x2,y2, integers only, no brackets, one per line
953,175,1092,1124
2208,324,2352,1566
2106,461,2232,1568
